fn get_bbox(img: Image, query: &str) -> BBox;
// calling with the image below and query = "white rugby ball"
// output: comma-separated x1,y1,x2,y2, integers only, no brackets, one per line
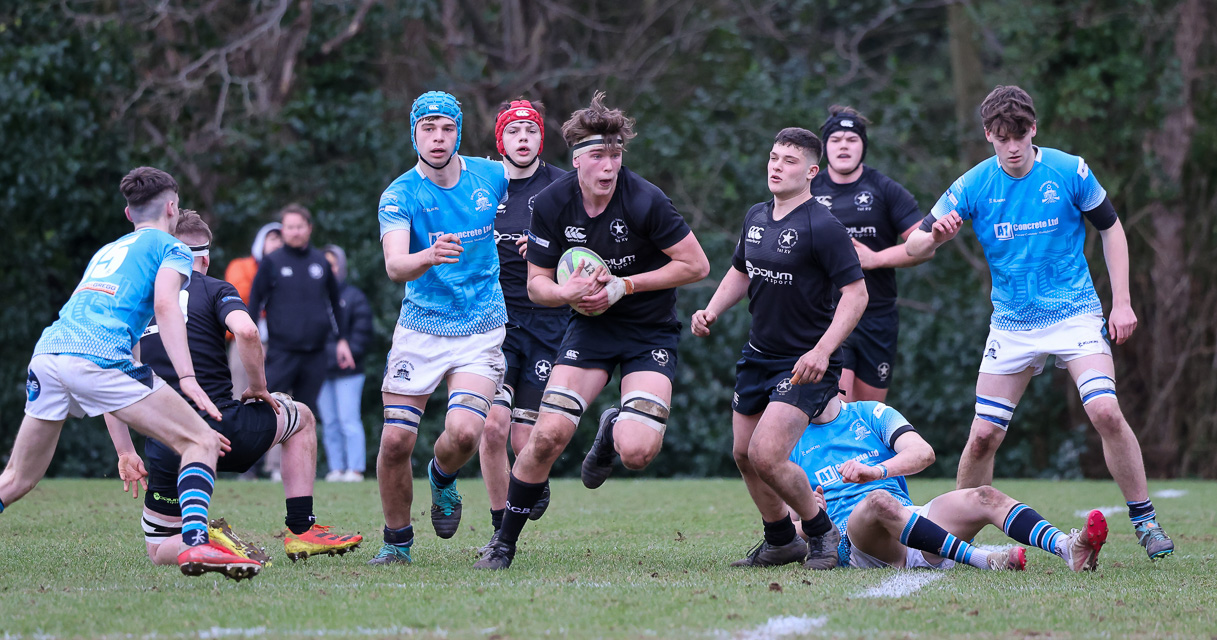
556,247,609,316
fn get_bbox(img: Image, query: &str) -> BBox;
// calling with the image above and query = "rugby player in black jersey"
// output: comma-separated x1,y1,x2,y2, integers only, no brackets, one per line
809,106,928,402
693,128,868,570
105,211,362,567
475,92,710,570
477,99,569,549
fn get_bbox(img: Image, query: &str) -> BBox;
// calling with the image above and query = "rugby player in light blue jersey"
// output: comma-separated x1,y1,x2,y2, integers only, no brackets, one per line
370,91,510,565
0,167,259,581
789,396,1108,572
905,85,1173,560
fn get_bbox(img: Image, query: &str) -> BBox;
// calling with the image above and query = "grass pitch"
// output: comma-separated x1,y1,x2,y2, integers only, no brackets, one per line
1,478,1215,639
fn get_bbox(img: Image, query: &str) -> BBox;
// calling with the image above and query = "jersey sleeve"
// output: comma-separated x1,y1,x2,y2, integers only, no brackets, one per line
526,184,562,269
378,183,419,240
868,402,916,451
161,239,195,287
812,211,864,288
1071,155,1108,214
213,280,249,326
926,176,972,229
881,175,923,232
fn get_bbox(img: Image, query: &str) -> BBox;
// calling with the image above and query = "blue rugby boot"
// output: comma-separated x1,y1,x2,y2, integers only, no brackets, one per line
429,464,463,539
1135,519,1175,560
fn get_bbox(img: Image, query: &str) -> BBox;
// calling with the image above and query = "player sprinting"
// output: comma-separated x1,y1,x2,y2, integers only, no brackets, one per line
0,167,255,580
693,128,868,570
475,92,710,570
104,210,362,566
477,99,569,547
809,106,929,402
904,85,1174,559
371,91,510,565
789,396,1108,572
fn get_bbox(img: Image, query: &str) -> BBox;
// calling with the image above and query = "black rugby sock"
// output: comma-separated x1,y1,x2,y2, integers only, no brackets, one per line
491,508,505,532
285,496,316,535
383,524,414,547
763,515,797,546
800,509,833,538
499,474,547,545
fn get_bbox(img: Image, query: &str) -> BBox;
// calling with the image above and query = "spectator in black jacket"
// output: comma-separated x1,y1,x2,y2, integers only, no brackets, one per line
318,245,373,482
249,204,353,424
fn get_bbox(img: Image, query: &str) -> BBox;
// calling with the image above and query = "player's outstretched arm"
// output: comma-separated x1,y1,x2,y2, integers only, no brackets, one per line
692,266,750,337
153,268,221,421
103,413,148,498
793,278,868,384
382,229,463,283
224,309,280,413
856,223,936,270
839,430,935,484
1099,218,1137,344
905,212,962,261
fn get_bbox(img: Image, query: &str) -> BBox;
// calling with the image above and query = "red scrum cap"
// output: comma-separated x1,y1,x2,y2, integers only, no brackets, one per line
495,100,545,157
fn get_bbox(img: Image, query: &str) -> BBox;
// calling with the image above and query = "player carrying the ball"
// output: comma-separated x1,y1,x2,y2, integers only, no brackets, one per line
475,92,710,570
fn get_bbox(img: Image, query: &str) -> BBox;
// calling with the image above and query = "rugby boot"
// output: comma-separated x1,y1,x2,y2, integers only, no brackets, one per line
730,537,808,567
1062,509,1108,572
477,529,501,557
986,546,1027,571
367,542,412,566
1135,519,1175,560
473,538,516,570
803,524,842,570
178,541,262,581
428,464,463,539
529,480,551,521
208,517,272,567
284,524,363,561
582,407,619,489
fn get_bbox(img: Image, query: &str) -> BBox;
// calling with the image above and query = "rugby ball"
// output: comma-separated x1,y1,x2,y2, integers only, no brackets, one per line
556,247,609,316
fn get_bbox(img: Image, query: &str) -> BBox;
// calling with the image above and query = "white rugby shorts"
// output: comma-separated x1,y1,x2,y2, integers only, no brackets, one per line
24,353,165,421
382,323,506,397
978,314,1112,376
848,501,956,570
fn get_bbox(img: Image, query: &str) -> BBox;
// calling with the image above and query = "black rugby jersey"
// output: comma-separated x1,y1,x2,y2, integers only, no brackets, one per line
527,167,691,325
810,166,921,314
495,161,569,313
731,198,864,357
141,271,248,402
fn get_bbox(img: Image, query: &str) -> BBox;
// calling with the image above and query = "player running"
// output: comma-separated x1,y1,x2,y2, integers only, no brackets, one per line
905,85,1174,560
693,128,868,570
372,91,510,565
104,210,362,567
789,396,1109,572
809,106,929,402
477,99,569,546
0,167,253,580
475,92,710,570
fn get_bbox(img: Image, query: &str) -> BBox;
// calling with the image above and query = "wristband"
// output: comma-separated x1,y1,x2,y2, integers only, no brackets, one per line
623,276,635,295
877,464,889,479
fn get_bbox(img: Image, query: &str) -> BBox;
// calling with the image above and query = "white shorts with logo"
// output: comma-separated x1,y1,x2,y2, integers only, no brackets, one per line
382,323,506,397
848,501,955,570
978,314,1112,376
24,353,165,421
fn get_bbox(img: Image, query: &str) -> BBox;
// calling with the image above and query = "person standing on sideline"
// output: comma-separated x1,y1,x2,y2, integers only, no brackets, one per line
318,245,373,483
809,106,929,402
905,85,1174,560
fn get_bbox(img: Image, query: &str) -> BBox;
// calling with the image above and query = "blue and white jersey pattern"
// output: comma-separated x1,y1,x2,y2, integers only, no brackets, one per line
35,228,193,361
789,401,915,566
378,156,510,336
929,147,1108,331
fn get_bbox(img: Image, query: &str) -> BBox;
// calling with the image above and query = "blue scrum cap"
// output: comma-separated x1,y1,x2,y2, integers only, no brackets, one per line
410,91,463,156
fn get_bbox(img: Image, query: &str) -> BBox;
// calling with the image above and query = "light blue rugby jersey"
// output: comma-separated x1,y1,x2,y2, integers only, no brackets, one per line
789,401,916,566
929,147,1108,331
34,228,194,361
378,156,510,336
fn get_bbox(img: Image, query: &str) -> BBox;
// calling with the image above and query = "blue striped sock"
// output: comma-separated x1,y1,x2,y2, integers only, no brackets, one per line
1002,503,1065,556
900,513,990,569
1127,499,1155,525
178,462,215,547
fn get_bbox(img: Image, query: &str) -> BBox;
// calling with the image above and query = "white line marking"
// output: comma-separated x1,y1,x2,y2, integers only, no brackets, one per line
732,616,829,639
857,572,944,598
1153,489,1188,499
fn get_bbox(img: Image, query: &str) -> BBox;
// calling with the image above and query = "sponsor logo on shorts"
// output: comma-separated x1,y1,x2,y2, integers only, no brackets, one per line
610,219,629,242
309,263,325,279
79,282,120,296
534,359,552,380
564,226,587,243
392,360,414,381
985,340,1000,359
1078,339,1100,348
732,392,740,405
564,349,579,361
26,369,40,402
775,377,793,394
152,492,179,505
777,229,799,250
746,226,764,243
651,349,669,366
877,362,890,381
281,266,294,277
854,191,874,209
471,187,494,212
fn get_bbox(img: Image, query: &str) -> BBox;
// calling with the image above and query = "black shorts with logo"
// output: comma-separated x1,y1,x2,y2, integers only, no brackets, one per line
840,309,899,389
502,308,571,413
144,399,279,517
733,343,841,419
553,318,680,381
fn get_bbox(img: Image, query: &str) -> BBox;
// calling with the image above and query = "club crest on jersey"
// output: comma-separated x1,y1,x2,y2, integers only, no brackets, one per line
853,421,871,441
471,188,494,212
778,229,799,250
854,191,874,208
564,226,587,243
534,359,552,380
746,226,764,243
1039,181,1061,204
651,349,669,366
775,378,793,394
610,219,630,242
280,266,294,277
26,369,40,401
309,263,325,279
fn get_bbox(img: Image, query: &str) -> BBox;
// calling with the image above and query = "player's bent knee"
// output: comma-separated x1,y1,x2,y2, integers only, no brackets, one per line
971,485,1008,507
617,441,657,470
620,391,670,436
975,395,1016,431
538,386,587,426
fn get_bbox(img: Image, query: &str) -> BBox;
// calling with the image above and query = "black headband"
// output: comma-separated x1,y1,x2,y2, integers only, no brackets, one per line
820,113,869,163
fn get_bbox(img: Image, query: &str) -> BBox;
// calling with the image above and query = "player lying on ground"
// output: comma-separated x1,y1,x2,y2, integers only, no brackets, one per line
105,210,361,568
0,168,254,580
789,396,1108,571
